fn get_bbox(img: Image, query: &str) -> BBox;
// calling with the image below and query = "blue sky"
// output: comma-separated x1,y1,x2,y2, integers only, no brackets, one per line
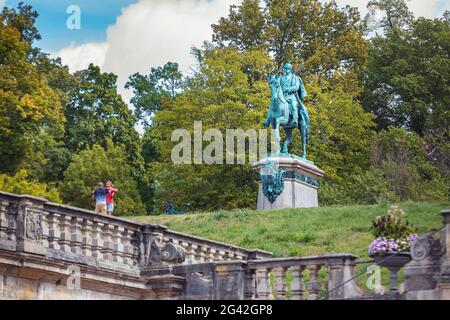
5,0,138,51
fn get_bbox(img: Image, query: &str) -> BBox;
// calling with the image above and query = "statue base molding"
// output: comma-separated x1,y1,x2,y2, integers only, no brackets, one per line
252,155,325,211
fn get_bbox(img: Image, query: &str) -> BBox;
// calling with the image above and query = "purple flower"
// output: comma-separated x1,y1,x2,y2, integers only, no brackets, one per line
368,235,416,256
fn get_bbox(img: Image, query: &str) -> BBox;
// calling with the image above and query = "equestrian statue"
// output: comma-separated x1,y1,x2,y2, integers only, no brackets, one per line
263,63,310,159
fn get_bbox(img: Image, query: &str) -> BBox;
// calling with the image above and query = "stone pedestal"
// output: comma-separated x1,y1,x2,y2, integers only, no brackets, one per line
252,155,324,210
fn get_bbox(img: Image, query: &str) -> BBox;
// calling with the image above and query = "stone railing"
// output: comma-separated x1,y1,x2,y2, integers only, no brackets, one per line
159,229,270,264
246,254,363,300
0,191,271,275
404,209,450,299
170,254,364,300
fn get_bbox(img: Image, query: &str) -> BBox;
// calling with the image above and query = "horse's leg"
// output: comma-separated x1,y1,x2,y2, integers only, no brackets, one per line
273,121,281,154
283,128,293,154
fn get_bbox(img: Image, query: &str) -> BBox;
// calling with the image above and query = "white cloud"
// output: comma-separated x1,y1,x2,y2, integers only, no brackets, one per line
1,0,6,8
52,0,239,104
51,42,109,72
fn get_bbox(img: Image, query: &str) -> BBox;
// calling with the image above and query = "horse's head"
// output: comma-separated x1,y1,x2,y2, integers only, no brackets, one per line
268,75,280,100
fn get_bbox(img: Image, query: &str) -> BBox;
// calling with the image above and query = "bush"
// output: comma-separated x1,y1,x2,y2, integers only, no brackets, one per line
0,170,61,202
371,127,449,201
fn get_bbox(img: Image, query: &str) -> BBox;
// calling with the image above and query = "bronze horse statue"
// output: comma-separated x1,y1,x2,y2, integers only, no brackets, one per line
263,74,310,158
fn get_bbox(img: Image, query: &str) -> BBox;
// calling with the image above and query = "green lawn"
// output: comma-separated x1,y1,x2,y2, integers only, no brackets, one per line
127,201,449,259
126,201,449,291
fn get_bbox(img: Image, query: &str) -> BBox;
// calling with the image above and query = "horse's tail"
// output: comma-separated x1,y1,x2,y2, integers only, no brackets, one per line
305,125,309,144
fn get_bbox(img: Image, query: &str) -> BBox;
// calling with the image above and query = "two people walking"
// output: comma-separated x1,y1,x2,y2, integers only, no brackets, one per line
92,181,118,216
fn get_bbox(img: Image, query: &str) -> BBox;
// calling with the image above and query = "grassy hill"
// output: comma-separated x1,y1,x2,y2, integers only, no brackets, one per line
127,201,449,259
127,201,449,291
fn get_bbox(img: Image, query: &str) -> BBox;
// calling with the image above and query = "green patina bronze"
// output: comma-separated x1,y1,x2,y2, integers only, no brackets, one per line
261,63,311,203
260,160,286,203
263,63,310,159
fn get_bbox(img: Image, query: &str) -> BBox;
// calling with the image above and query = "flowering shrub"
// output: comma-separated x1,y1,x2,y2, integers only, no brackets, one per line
368,205,418,256
368,234,418,256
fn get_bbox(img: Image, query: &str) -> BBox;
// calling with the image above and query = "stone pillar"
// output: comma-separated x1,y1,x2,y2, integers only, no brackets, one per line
441,209,450,276
252,155,324,210
15,195,47,255
213,261,247,300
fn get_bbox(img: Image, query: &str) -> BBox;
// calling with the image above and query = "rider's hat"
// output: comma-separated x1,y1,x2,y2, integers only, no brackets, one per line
283,63,293,70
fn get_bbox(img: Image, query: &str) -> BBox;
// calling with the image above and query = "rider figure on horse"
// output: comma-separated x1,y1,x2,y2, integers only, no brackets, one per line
280,63,308,129
263,63,310,158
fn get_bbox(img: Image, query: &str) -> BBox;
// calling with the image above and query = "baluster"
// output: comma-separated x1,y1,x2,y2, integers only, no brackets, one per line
58,215,71,252
47,212,60,250
223,251,231,261
200,246,208,262
291,265,306,300
91,221,104,260
274,267,287,299
0,201,9,239
112,225,124,264
81,219,93,257
121,228,134,266
102,223,114,261
70,216,83,255
190,244,199,262
306,264,321,300
245,270,256,300
41,212,50,248
256,268,272,300
208,248,216,262
6,203,17,242
214,249,223,261
185,243,194,264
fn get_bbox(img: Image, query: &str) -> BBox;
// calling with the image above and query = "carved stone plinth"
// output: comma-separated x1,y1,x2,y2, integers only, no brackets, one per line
252,155,324,210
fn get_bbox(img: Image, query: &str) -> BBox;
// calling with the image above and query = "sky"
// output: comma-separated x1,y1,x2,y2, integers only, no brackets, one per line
3,0,449,105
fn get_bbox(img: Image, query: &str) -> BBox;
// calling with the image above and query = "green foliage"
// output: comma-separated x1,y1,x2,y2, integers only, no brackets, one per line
304,78,376,182
125,62,183,125
370,127,449,201
0,170,61,202
212,0,368,84
0,5,64,174
149,48,270,212
371,205,417,239
64,64,144,180
363,10,450,138
60,141,146,216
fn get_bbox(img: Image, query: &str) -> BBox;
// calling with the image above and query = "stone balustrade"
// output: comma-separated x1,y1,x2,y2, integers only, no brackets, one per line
0,191,271,275
246,254,362,300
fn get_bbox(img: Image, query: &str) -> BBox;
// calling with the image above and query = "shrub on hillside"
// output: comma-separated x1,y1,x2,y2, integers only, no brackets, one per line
0,170,61,202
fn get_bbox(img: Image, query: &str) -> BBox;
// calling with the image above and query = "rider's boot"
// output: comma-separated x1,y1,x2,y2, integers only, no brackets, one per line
291,104,298,127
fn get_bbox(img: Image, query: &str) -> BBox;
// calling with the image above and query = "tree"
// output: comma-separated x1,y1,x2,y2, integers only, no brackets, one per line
0,5,64,175
64,64,144,179
212,0,266,51
125,62,183,126
149,47,377,210
149,48,271,211
60,141,146,216
211,0,368,87
369,127,448,201
0,170,61,203
361,11,450,177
